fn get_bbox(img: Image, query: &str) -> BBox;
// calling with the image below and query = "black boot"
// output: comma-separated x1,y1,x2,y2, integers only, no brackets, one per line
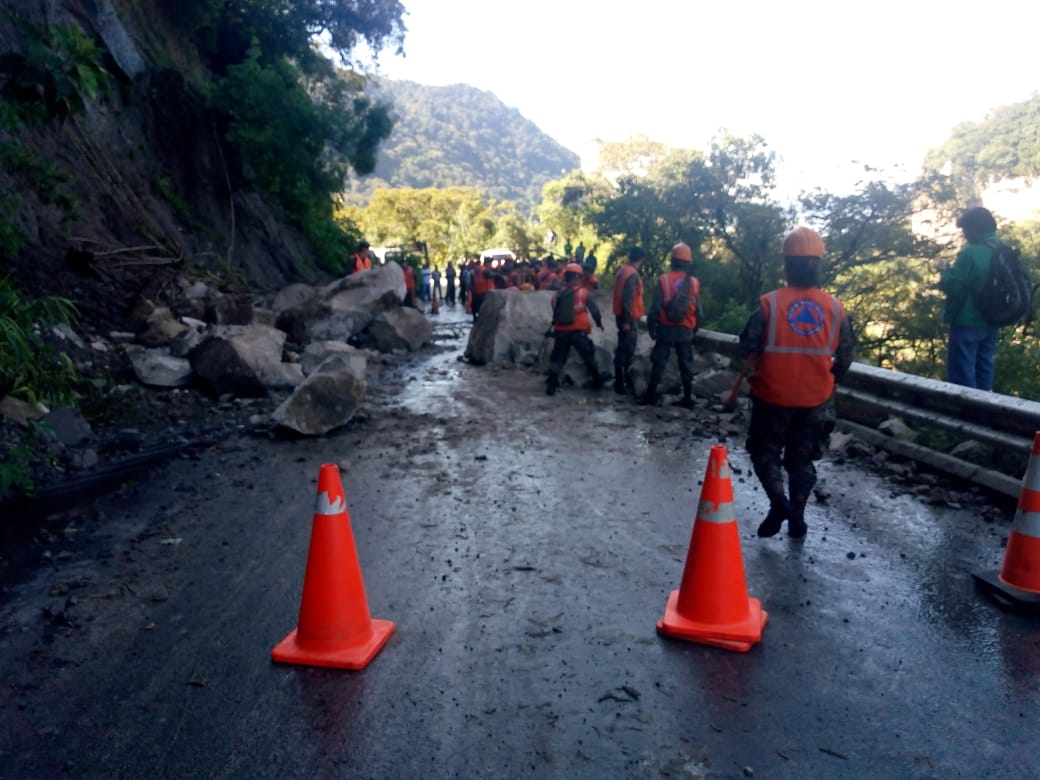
614,366,626,395
639,382,658,406
788,496,808,539
757,497,791,538
546,374,558,396
675,382,695,409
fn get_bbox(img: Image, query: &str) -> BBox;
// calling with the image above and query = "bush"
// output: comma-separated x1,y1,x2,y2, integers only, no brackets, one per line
0,277,79,406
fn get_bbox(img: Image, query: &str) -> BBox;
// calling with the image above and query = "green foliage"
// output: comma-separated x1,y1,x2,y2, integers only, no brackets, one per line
358,186,523,265
169,0,406,76
0,17,113,125
0,194,26,258
213,41,392,273
0,277,79,406
924,94,1040,199
346,80,581,214
0,438,34,497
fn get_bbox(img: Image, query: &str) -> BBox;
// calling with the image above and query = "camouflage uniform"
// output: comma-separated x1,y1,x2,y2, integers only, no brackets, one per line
739,304,855,531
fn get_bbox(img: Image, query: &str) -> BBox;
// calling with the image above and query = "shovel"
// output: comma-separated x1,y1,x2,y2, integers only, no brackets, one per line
722,358,754,412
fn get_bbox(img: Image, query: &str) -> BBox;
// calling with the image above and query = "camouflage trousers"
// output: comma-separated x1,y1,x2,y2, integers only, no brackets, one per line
746,396,833,506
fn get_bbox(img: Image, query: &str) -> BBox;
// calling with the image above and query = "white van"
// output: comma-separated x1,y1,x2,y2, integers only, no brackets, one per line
479,247,516,265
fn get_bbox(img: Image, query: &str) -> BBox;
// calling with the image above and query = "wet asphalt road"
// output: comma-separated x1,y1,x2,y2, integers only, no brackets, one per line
2,307,1039,779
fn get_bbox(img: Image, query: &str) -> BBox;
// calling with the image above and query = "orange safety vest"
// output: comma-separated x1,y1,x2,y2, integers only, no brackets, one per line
749,286,845,408
351,253,372,273
656,271,699,329
473,267,495,295
613,264,645,318
553,286,592,332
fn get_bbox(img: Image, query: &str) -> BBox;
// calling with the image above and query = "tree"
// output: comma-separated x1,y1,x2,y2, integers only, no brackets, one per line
358,187,526,265
923,93,1040,201
167,0,407,76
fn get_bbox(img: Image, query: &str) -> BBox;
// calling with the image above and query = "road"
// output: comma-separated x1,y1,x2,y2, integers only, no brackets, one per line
1,307,1038,779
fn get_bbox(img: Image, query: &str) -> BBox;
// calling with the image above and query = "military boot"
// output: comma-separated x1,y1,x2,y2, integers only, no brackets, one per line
788,495,808,539
676,381,696,409
757,496,791,538
639,382,658,406
614,366,626,395
546,373,559,396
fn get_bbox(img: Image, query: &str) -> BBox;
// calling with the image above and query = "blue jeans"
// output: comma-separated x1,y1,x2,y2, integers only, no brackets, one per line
947,326,998,390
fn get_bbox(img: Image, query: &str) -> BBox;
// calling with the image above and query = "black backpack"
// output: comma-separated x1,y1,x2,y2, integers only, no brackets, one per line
975,239,1033,327
665,276,692,322
554,288,575,325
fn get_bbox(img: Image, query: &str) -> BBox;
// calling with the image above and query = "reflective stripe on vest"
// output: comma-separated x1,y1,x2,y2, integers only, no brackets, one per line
751,287,843,407
613,265,644,318
554,287,592,331
764,289,841,355
657,272,698,328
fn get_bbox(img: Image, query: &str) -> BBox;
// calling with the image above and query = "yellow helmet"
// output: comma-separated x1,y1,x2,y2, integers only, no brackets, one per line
781,227,825,257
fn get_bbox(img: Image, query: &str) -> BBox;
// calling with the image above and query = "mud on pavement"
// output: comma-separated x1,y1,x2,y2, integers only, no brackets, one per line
2,318,1038,779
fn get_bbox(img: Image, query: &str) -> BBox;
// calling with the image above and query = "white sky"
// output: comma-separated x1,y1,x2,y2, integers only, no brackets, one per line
361,0,1040,200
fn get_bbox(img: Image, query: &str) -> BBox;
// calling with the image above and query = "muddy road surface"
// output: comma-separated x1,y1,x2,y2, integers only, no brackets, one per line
2,310,1038,779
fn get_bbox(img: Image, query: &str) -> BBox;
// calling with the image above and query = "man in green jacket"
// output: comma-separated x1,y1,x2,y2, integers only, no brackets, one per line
938,206,1000,390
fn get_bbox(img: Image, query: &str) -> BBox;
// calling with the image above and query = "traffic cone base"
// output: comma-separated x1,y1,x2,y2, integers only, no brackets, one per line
972,570,1040,614
271,618,394,670
657,590,769,652
657,445,767,652
271,464,394,670
974,430,1040,612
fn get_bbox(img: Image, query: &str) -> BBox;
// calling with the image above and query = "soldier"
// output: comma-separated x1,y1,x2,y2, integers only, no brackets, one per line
612,247,646,395
739,227,856,540
546,263,606,396
641,242,700,408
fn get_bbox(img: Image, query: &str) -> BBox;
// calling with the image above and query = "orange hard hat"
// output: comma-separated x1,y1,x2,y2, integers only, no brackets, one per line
564,263,584,276
781,227,825,257
670,242,692,262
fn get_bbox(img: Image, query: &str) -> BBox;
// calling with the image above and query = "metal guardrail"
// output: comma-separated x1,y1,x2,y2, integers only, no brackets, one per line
698,329,1040,499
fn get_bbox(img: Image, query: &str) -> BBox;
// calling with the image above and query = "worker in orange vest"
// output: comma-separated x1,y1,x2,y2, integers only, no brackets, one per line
612,247,646,395
348,241,372,274
545,263,606,396
641,242,700,408
739,226,856,540
402,261,416,307
470,258,498,321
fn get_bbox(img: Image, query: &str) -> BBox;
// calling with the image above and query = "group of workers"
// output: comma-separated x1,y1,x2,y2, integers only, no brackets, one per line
546,227,855,543
351,208,1008,543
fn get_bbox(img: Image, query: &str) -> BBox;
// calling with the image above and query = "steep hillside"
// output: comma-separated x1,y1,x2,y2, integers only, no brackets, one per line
343,79,580,213
0,1,330,337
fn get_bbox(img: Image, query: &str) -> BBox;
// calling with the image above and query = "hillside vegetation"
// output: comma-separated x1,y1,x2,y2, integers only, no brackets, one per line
343,79,579,214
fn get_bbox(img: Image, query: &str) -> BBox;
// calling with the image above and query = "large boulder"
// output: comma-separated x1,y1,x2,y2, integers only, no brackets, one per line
274,262,406,343
464,290,555,365
126,346,193,388
271,352,367,435
189,324,296,397
366,307,433,353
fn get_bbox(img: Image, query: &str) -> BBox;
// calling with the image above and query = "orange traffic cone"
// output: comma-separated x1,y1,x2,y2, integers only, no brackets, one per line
973,431,1040,612
272,464,395,668
657,445,768,651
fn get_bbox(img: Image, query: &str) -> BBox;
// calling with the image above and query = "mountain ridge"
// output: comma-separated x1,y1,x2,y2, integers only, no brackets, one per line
344,79,580,212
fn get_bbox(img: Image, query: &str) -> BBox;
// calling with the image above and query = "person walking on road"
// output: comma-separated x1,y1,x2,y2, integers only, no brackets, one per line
739,226,855,540
546,263,607,396
641,242,700,408
938,206,1003,391
613,247,646,395
445,261,457,306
